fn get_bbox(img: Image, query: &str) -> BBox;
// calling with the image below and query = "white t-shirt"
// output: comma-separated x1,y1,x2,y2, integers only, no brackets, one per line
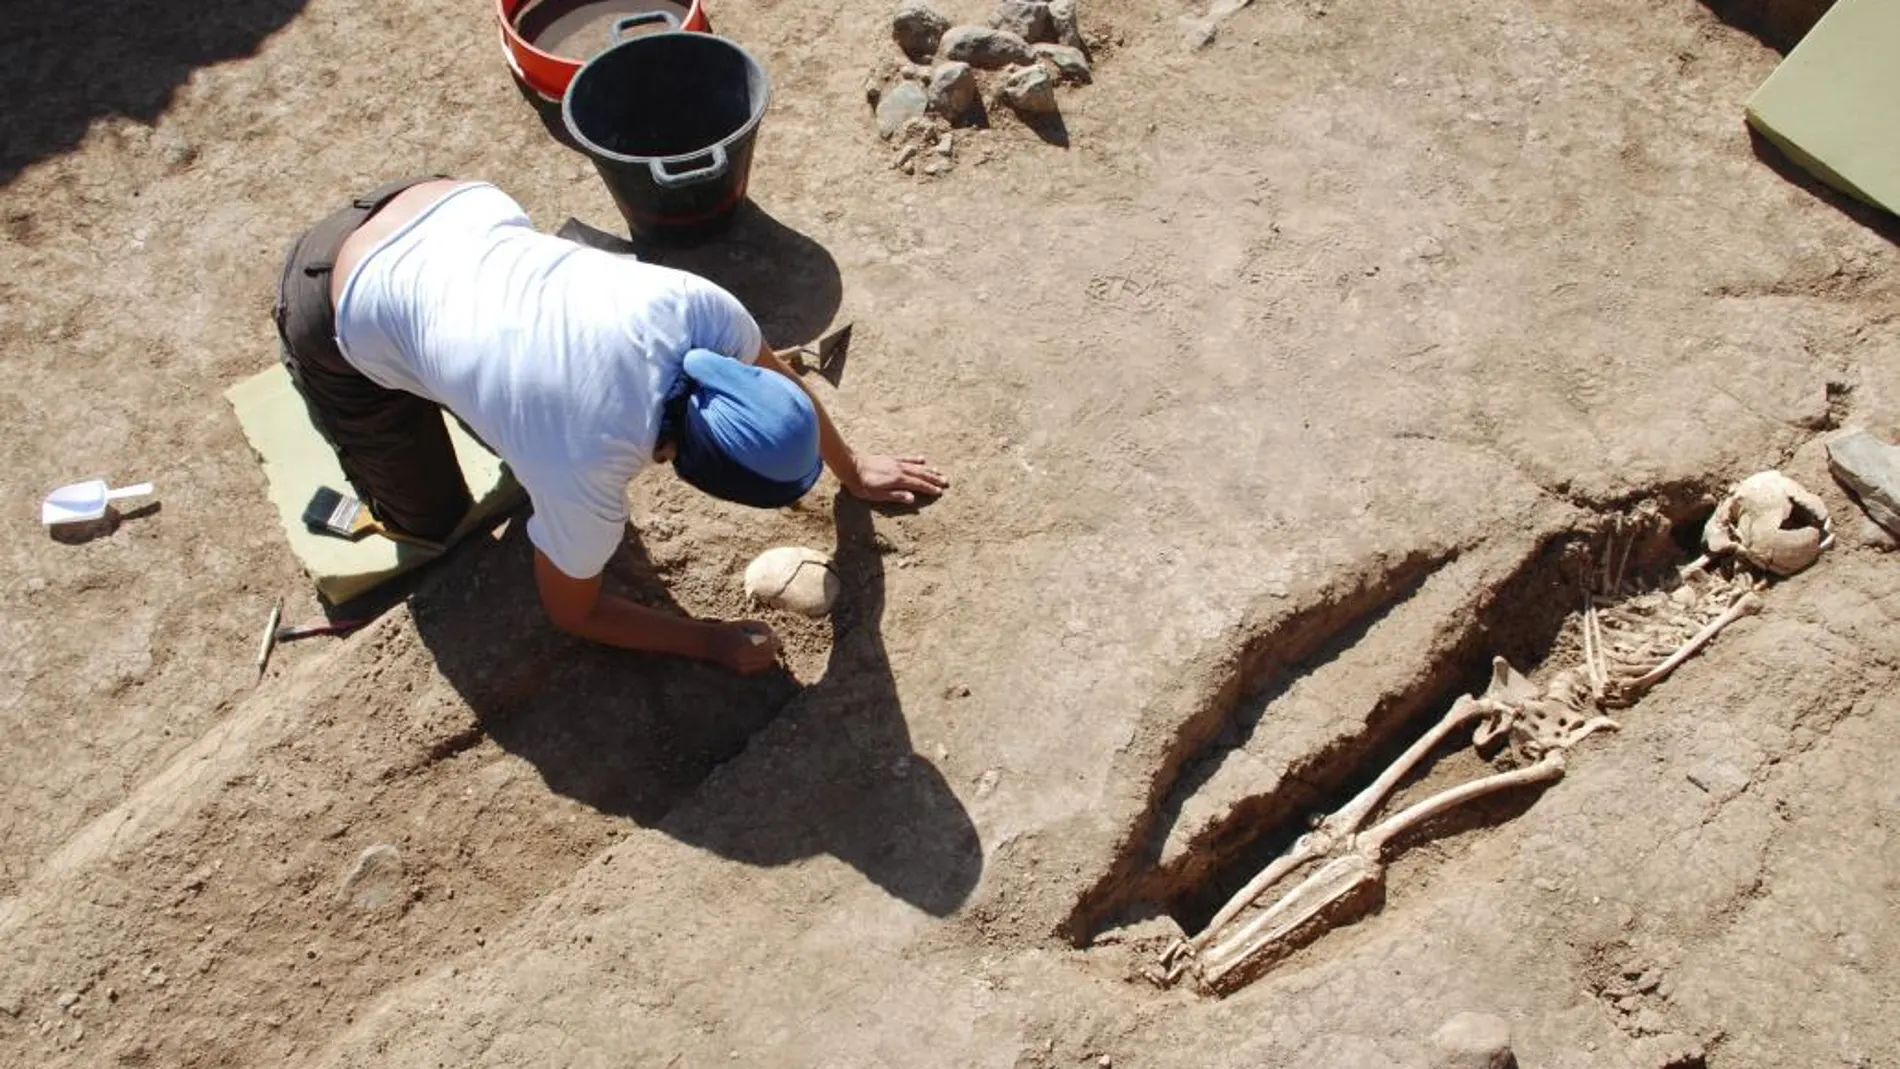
333,183,764,579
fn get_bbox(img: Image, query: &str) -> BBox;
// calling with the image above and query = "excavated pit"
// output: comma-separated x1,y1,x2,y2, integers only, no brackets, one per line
1070,482,1723,953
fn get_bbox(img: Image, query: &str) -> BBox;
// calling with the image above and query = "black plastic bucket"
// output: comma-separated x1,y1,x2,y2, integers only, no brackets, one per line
561,18,771,244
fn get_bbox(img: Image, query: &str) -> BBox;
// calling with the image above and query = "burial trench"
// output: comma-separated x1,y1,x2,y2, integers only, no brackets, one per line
1066,479,1744,988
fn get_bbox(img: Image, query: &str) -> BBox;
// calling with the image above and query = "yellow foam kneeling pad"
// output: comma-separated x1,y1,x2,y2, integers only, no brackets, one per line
1745,0,1900,216
226,364,525,604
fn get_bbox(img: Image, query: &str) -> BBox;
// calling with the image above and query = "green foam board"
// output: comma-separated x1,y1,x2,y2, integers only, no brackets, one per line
1745,0,1900,215
226,364,524,605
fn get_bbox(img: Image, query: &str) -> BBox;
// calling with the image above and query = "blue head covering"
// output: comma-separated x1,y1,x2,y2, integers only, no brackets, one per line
663,349,822,508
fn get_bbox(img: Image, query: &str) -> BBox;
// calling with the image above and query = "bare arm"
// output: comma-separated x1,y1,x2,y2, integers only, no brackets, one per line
534,550,779,673
755,345,950,504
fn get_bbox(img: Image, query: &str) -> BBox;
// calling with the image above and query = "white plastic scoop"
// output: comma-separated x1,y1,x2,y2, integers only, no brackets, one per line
41,479,154,525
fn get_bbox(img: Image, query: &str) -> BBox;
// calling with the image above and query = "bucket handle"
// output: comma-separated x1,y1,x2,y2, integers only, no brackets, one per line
650,145,729,189
611,10,680,41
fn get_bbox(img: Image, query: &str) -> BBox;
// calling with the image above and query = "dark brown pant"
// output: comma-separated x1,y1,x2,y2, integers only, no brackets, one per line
273,176,473,542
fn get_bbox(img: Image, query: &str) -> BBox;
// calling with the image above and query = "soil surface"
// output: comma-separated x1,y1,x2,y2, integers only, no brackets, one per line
3,0,1898,1065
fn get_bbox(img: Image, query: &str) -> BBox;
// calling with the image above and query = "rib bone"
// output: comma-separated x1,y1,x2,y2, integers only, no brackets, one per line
1603,591,1761,707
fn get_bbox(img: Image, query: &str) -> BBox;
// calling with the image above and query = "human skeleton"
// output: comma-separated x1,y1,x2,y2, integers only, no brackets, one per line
1155,472,1830,995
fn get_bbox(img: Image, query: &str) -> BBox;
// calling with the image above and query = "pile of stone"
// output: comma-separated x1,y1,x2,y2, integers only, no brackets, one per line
867,0,1093,173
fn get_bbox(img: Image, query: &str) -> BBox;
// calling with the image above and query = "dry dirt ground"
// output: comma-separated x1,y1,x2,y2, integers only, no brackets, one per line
3,0,1899,1065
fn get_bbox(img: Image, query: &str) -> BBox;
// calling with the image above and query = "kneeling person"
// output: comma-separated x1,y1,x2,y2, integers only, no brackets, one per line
274,177,947,673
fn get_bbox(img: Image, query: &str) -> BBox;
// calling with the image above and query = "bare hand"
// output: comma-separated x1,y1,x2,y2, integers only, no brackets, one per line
848,455,950,505
708,620,782,674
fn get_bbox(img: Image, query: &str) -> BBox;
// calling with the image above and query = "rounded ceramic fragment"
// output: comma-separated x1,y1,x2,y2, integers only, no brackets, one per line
743,546,842,616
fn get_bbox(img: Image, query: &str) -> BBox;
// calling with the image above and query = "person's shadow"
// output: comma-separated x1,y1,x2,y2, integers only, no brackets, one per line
0,0,313,185
556,202,846,352
409,494,981,917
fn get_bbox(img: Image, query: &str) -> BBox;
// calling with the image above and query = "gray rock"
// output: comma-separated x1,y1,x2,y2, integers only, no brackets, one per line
1048,0,1085,49
876,81,929,139
892,3,951,61
336,844,405,913
990,0,1054,43
942,25,1036,69
926,62,980,121
1431,1011,1515,1069
1033,42,1091,83
1828,429,1900,536
998,64,1059,115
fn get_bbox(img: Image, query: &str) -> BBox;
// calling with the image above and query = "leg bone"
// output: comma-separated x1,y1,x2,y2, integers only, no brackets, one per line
1358,751,1567,856
1198,753,1566,990
1191,693,1491,949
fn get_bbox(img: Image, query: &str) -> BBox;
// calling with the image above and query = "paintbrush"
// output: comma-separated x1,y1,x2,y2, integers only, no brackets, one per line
302,487,447,553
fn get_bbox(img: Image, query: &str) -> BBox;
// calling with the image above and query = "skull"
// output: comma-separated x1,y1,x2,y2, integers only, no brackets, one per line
1703,470,1832,577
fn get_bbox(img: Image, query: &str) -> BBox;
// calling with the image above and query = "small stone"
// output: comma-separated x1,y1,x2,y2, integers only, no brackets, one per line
1685,759,1750,797
57,991,79,1010
998,64,1058,115
1048,0,1084,49
158,138,198,170
926,62,980,121
336,844,405,913
942,25,1036,69
1180,16,1218,50
876,81,929,140
897,116,944,144
921,160,949,177
864,57,900,106
1629,1008,1670,1036
1828,430,1900,537
1431,1011,1513,1069
1097,1057,1113,1069
933,134,955,157
1032,42,1091,83
990,0,1053,43
900,63,933,81
1531,876,1560,892
892,3,952,61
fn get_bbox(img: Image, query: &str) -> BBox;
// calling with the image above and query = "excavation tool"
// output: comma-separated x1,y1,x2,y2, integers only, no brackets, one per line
779,322,852,382
255,599,283,684
41,479,154,525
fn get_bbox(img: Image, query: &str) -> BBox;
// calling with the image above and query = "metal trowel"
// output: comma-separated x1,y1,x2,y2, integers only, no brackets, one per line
781,322,852,384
